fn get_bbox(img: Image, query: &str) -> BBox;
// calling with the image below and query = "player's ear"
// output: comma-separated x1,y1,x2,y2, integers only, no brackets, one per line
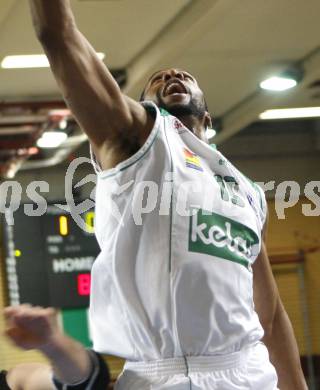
204,112,213,129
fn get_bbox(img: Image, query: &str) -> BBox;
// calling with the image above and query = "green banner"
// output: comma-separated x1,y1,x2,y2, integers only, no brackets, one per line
61,307,92,347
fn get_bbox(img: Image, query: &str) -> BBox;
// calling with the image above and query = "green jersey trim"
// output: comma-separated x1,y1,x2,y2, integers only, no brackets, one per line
160,108,170,116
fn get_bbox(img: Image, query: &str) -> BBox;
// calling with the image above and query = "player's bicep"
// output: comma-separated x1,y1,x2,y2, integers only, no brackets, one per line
41,28,144,147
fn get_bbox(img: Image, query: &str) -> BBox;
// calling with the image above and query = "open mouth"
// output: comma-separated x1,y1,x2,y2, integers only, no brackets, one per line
163,80,188,97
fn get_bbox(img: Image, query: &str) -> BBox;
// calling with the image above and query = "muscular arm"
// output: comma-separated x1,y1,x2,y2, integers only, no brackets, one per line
253,214,307,389
28,1,153,168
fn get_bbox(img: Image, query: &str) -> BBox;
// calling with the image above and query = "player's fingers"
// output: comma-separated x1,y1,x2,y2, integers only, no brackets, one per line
4,304,33,319
20,306,54,321
4,306,39,329
4,327,23,342
4,305,56,334
19,303,33,309
22,306,58,324
16,304,46,319
11,304,33,315
33,306,55,321
4,327,16,338
3,306,19,326
14,309,56,333
4,328,32,350
17,305,51,319
43,307,58,319
3,307,13,320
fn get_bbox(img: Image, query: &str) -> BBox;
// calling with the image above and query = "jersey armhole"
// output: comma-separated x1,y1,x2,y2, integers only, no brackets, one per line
90,101,161,178
255,184,268,227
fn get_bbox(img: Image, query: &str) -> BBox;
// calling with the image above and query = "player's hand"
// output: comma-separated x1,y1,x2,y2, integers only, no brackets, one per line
3,304,61,351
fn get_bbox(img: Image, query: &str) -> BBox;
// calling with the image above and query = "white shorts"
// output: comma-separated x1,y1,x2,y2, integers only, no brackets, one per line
115,342,278,390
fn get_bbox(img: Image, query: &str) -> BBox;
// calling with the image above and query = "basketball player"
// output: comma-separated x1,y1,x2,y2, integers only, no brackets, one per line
29,1,307,389
3,305,110,389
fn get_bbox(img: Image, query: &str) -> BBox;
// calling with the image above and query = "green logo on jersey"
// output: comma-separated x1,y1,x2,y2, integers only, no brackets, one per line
188,209,259,268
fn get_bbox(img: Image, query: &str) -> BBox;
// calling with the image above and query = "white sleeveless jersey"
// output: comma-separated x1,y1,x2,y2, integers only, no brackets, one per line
89,102,266,361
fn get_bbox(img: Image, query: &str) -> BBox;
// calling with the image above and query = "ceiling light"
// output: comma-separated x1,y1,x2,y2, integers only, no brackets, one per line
59,119,68,130
1,53,105,69
28,147,39,155
17,147,39,156
2,55,49,68
260,66,304,92
260,76,297,91
260,107,320,120
206,128,216,139
37,131,68,148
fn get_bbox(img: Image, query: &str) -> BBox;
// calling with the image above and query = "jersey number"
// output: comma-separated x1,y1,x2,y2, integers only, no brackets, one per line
214,175,245,207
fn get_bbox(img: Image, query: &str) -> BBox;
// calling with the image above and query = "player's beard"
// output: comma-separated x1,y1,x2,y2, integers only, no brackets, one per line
156,89,206,119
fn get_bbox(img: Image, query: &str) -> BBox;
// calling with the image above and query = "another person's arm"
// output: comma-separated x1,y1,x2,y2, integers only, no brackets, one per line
253,213,308,389
6,363,54,390
28,1,153,169
4,305,109,388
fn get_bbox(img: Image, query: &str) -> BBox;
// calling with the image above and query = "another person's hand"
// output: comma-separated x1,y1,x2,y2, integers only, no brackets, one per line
4,304,110,388
4,304,60,351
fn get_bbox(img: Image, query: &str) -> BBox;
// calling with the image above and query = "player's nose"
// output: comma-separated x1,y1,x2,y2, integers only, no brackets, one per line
163,69,184,82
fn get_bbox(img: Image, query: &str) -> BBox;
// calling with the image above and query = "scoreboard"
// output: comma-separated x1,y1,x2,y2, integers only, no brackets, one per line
3,204,99,308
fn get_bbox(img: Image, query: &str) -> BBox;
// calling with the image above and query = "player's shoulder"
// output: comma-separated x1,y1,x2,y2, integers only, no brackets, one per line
220,152,267,216
139,100,163,118
223,153,263,194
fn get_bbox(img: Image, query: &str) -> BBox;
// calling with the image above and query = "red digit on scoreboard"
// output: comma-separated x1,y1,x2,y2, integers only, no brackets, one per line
77,273,91,296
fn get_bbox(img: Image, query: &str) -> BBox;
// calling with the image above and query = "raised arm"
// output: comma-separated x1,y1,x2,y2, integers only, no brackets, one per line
253,212,307,389
28,1,153,168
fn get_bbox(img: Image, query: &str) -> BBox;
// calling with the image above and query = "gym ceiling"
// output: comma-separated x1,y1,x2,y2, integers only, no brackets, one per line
0,0,319,178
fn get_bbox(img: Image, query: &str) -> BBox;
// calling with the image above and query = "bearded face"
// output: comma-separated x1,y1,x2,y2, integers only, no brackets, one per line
141,69,208,120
